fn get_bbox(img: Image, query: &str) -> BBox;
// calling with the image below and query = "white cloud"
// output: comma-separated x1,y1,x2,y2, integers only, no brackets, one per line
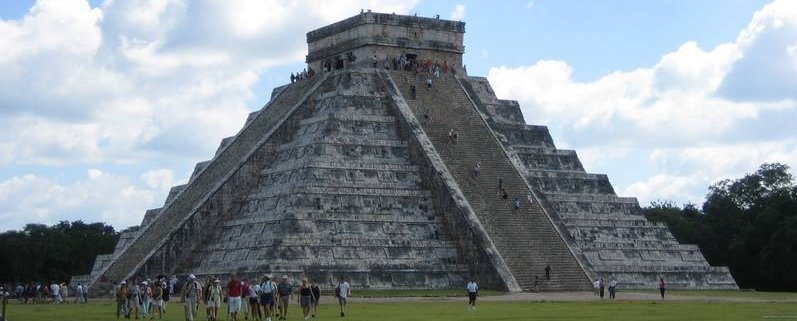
527,1,534,10
488,0,797,205
0,169,177,231
449,4,465,21
0,0,419,231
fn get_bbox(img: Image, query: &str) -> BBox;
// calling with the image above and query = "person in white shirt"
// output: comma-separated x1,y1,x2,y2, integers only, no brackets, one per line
49,282,61,303
248,282,261,321
466,279,479,310
593,279,600,296
335,278,351,317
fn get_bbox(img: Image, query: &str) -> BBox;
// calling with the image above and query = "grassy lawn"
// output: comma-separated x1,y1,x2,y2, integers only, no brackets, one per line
3,298,796,321
661,289,797,301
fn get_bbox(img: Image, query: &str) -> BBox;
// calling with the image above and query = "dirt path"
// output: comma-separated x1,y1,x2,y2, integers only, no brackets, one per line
349,291,797,304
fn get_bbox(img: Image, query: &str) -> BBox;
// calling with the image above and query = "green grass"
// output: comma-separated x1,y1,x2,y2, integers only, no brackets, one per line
661,289,797,301
3,298,797,321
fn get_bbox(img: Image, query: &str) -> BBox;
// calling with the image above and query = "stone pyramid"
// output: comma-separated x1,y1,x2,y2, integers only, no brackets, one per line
75,12,736,293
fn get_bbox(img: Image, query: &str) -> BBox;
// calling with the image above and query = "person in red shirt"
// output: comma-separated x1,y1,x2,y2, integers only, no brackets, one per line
227,273,243,321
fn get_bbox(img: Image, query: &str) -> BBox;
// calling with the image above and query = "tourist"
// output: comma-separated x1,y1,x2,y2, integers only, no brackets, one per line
277,275,293,320
498,177,503,191
466,278,479,311
181,274,202,321
599,277,606,299
141,280,153,318
453,129,459,144
248,280,261,321
513,197,520,210
592,279,600,296
128,278,140,318
545,265,551,281
151,281,164,320
310,280,321,318
426,77,432,89
473,162,481,177
226,273,242,321
158,277,168,313
527,193,535,205
49,281,61,304
74,283,84,304
659,277,667,299
208,278,222,321
533,276,539,292
240,277,250,320
299,278,313,320
290,73,295,83
609,278,617,299
335,277,351,317
502,189,508,201
61,283,68,304
260,275,277,321
410,84,416,99
116,281,129,319
448,129,455,143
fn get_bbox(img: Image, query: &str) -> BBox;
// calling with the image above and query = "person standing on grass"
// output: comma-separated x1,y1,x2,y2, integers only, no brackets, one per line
248,280,261,321
659,277,667,300
226,273,243,321
599,277,606,299
260,275,277,321
593,279,600,296
240,277,250,320
74,283,83,304
181,274,202,321
609,278,617,299
116,281,130,319
129,279,141,318
151,281,164,320
466,279,479,311
277,275,293,320
310,280,321,319
299,278,313,320
208,278,222,321
335,277,351,317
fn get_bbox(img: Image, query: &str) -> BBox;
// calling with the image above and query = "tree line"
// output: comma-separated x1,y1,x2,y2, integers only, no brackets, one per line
0,163,794,290
644,163,797,291
0,221,119,284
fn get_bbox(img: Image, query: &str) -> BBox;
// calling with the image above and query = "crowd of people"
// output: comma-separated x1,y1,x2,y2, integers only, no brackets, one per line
0,281,89,305
290,67,316,83
117,273,351,321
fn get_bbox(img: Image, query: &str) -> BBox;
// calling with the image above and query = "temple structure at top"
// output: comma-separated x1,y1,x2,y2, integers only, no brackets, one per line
74,12,737,295
305,11,465,72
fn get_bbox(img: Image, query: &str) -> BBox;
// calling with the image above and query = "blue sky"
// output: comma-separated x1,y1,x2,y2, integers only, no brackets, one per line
0,0,795,232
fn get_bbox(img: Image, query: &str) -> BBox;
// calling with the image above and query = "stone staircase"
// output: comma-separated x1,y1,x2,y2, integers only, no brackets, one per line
87,74,328,293
388,70,591,291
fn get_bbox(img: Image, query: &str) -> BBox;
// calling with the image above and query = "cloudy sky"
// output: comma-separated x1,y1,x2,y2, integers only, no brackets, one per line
0,0,795,232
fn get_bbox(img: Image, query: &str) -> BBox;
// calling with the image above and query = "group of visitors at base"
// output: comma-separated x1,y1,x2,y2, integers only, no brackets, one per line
127,273,350,321
115,275,179,320
2,281,89,304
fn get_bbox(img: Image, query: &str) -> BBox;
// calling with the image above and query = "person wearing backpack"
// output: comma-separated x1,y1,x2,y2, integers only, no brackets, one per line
116,281,129,319
334,277,351,317
259,275,277,321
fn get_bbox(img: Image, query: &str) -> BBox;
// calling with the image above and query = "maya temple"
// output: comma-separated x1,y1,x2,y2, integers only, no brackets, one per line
74,12,738,293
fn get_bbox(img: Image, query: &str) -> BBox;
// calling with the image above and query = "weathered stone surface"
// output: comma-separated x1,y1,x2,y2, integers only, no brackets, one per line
80,12,736,294
461,75,737,289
